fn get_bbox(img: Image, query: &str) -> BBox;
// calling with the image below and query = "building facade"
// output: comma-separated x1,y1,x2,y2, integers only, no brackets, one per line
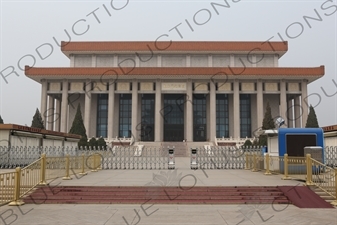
25,41,324,144
322,124,337,146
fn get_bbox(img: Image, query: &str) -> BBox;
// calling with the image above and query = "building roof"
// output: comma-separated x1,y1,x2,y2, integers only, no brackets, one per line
25,66,324,83
0,124,81,139
61,41,288,57
322,125,337,132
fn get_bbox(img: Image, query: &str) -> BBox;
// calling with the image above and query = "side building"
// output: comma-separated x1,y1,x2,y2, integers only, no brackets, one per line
25,41,325,145
0,124,80,147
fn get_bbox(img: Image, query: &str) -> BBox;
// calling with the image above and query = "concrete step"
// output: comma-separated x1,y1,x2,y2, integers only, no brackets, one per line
162,142,187,157
309,186,336,205
22,186,291,205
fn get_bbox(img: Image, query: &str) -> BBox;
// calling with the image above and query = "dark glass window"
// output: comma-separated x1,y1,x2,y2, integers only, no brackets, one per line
216,94,229,138
141,94,155,141
240,94,251,138
119,94,132,138
96,94,108,138
193,94,207,141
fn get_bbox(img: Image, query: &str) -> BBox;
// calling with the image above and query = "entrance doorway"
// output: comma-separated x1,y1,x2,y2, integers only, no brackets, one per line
163,94,185,141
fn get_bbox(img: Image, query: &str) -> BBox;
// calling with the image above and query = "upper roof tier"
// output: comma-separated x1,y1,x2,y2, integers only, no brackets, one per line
61,41,288,57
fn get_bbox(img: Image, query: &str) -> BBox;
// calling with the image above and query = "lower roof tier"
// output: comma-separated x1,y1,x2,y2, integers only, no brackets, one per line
25,66,324,83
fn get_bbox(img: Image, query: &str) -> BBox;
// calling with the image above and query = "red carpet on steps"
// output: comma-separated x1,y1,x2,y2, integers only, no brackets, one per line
23,186,290,205
278,186,334,208
22,185,333,208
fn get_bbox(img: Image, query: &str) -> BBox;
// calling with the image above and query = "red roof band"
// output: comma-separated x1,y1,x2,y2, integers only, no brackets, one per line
60,41,288,53
25,66,324,77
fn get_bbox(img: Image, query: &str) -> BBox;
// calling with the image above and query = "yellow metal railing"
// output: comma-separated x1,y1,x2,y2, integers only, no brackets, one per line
20,158,42,198
249,153,337,205
269,155,283,174
287,155,307,181
310,158,337,205
0,153,99,206
45,156,66,181
0,171,16,206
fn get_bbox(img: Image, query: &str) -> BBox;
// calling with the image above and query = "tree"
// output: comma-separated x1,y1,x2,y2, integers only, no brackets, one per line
259,102,275,146
243,139,252,147
0,115,3,124
88,137,98,149
69,104,88,148
305,105,319,128
31,108,45,129
97,137,107,150
252,139,259,146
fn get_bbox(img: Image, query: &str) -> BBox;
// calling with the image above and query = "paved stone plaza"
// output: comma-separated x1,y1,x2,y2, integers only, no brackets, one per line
0,158,336,225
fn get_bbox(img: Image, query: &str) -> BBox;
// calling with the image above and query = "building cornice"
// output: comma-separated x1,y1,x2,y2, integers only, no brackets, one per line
60,41,288,57
25,66,324,84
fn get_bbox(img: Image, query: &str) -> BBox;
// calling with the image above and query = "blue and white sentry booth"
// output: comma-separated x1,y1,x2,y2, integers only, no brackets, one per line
261,128,325,173
262,128,325,156
278,128,325,158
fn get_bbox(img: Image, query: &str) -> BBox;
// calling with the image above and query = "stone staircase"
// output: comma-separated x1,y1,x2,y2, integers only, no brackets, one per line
309,186,336,206
22,186,291,205
162,142,188,157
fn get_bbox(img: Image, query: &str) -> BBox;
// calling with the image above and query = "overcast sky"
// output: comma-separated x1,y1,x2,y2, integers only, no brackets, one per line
0,0,336,128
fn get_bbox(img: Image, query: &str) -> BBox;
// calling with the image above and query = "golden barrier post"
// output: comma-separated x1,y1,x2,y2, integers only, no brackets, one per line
9,167,24,206
282,154,291,180
91,154,98,172
39,154,47,185
62,154,72,180
252,154,258,172
306,154,313,186
331,168,337,206
264,153,271,175
79,154,87,175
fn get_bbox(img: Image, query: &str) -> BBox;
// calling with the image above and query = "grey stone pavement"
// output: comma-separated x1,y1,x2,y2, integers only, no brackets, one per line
0,158,336,225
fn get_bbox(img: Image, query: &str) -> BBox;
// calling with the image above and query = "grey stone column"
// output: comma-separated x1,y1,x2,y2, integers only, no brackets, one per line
256,80,263,129
131,80,138,142
61,80,68,133
40,80,48,129
113,55,118,67
287,98,294,128
70,54,75,67
209,81,216,142
186,80,193,142
55,98,61,132
294,96,301,128
92,55,96,67
252,55,257,67
230,54,235,67
135,55,140,67
155,80,162,142
47,96,55,131
233,80,240,138
186,55,190,67
280,80,287,119
301,80,308,127
274,54,279,67
108,81,115,141
84,80,92,137
208,55,212,67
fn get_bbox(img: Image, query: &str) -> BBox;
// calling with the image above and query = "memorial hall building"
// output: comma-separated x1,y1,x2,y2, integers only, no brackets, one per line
25,41,324,145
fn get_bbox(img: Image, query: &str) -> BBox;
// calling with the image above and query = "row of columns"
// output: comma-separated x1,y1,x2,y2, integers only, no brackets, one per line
40,79,309,141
